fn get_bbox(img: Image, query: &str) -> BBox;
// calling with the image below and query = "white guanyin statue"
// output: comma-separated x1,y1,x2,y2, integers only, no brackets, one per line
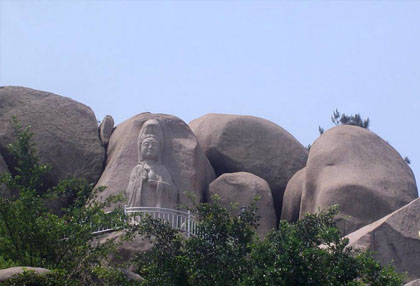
126,119,178,209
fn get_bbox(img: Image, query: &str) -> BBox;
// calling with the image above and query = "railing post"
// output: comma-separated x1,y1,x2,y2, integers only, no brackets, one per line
187,210,191,238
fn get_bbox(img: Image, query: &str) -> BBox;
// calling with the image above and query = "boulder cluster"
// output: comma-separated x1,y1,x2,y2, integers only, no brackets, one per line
0,86,419,283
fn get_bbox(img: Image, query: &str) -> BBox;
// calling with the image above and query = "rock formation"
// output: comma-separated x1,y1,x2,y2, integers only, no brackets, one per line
0,153,10,197
347,198,420,281
95,113,215,209
0,86,105,187
405,279,420,286
0,267,50,282
0,153,8,173
97,230,153,268
299,125,418,235
281,168,305,222
3,86,420,280
115,268,144,282
209,172,277,237
99,115,114,147
190,113,308,219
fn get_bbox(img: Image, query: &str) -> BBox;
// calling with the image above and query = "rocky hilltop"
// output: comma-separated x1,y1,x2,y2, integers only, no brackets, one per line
0,86,419,282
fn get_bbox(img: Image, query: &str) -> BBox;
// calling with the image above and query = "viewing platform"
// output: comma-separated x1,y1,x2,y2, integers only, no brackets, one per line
92,206,198,237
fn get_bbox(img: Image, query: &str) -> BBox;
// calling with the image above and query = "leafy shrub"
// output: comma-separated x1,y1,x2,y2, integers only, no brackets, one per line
131,203,403,286
0,118,125,284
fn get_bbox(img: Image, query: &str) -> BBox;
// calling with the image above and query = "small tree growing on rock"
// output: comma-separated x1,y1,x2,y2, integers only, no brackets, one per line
331,109,370,129
319,109,370,135
0,118,131,285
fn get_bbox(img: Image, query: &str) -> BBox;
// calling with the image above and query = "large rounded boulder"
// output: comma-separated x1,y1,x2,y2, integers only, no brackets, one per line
301,125,417,235
0,267,50,282
209,172,277,237
405,280,420,286
281,168,305,222
99,115,115,148
189,113,308,219
95,113,215,209
0,86,105,186
347,198,420,281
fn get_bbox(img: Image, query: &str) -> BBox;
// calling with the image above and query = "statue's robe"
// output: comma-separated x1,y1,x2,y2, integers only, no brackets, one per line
126,161,178,209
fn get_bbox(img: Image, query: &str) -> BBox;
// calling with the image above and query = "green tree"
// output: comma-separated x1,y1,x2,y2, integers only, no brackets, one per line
243,207,402,286
131,203,402,286
131,197,259,286
0,118,129,285
331,109,370,129
319,109,370,135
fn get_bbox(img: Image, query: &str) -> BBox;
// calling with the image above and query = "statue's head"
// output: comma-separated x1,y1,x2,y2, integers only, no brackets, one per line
138,119,164,163
140,135,161,162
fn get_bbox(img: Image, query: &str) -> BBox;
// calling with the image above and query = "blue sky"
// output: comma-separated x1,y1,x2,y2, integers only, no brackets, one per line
1,1,420,186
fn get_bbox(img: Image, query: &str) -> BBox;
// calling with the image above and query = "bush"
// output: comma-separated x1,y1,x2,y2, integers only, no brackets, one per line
131,203,403,286
0,118,125,285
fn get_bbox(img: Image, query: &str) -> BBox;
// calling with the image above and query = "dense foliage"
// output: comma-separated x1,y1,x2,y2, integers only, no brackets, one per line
0,118,130,285
132,202,403,286
129,197,259,286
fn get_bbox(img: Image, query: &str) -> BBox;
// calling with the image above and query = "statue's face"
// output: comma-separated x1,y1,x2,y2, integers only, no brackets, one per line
141,137,160,161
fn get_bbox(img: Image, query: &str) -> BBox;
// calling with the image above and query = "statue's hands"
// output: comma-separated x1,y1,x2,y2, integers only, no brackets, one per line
142,168,149,180
148,179,158,187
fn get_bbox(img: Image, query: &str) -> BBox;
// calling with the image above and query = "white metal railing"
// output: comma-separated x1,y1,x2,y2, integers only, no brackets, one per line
90,211,125,235
125,206,197,237
92,206,197,237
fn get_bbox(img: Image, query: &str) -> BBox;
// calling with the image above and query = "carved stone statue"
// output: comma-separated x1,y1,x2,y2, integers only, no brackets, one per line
126,119,178,209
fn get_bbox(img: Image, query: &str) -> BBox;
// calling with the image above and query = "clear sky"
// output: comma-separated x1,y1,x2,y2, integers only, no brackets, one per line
1,1,420,187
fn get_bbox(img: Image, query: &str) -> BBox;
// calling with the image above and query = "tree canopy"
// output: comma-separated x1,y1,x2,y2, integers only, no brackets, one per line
319,109,370,135
0,118,129,285
130,201,402,286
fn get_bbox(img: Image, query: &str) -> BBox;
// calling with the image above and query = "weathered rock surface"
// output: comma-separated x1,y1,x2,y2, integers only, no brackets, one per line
98,231,152,268
95,113,215,209
209,172,277,237
0,152,10,197
99,115,114,147
300,125,417,235
347,198,420,281
189,113,308,219
115,268,144,282
0,86,105,187
405,279,420,286
281,168,305,222
0,267,50,281
0,153,8,173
